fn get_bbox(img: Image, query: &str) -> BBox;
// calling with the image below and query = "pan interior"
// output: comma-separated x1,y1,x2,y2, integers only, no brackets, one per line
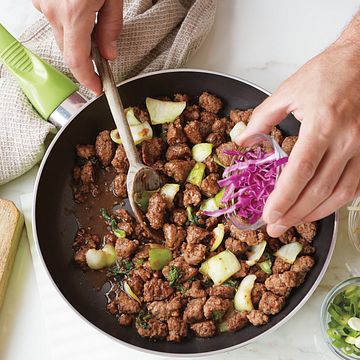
35,71,335,354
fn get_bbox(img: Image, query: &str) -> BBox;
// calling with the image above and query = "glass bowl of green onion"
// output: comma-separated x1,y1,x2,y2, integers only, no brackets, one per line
348,197,360,252
321,277,360,359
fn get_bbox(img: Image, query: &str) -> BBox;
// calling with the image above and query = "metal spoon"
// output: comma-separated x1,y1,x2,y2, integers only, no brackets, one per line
92,44,164,241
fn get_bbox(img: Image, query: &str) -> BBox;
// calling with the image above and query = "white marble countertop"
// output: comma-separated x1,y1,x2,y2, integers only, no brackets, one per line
1,1,360,359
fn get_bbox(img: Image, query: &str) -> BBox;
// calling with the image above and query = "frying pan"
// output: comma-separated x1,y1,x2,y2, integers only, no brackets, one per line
0,25,337,356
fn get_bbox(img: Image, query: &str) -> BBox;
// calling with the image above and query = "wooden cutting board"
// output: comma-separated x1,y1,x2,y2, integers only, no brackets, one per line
0,199,24,310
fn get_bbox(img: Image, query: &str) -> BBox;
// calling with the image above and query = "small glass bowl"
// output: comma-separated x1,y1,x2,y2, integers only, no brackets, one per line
320,277,360,360
226,133,288,231
348,197,360,252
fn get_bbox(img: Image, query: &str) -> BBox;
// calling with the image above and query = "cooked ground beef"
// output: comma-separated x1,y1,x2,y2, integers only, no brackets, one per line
119,314,133,326
281,136,298,155
206,132,227,148
190,320,217,337
184,243,207,265
225,237,248,255
76,144,96,159
199,92,222,114
95,130,114,167
247,310,269,326
163,223,186,250
72,92,317,343
183,297,206,323
225,311,249,332
167,317,187,342
184,121,203,144
146,192,167,230
216,142,239,167
111,144,129,173
183,104,201,122
251,283,267,307
204,296,232,321
290,255,315,274
229,108,253,124
183,184,202,207
143,278,174,302
271,127,283,145
166,143,192,161
167,118,188,145
258,292,286,315
118,290,141,314
164,160,195,183
115,237,139,260
186,225,209,245
113,173,127,198
136,318,168,339
186,280,207,298
200,173,220,198
295,222,317,242
141,138,165,166
170,208,188,226
272,257,292,274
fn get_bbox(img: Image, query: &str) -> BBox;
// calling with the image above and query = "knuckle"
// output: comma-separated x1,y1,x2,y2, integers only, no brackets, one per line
64,54,81,69
295,158,316,181
313,181,333,200
337,185,356,204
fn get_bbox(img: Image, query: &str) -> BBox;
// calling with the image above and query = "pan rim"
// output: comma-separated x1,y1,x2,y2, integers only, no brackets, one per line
32,68,338,357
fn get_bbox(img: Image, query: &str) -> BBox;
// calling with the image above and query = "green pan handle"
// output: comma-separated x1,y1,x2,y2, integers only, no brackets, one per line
0,23,78,120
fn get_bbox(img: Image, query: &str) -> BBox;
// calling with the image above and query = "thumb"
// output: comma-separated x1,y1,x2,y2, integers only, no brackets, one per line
95,0,123,60
235,91,290,145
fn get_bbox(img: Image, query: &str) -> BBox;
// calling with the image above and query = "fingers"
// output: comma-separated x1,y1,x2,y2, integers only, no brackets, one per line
95,0,123,60
303,155,360,222
235,90,290,145
49,23,64,51
263,124,328,236
268,146,349,228
63,20,102,95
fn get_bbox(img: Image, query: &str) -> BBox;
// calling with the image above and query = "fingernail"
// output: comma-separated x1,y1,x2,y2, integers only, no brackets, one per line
267,224,288,238
265,210,282,224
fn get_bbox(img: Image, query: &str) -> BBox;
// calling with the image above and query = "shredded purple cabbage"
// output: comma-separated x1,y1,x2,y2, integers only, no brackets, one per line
204,147,288,225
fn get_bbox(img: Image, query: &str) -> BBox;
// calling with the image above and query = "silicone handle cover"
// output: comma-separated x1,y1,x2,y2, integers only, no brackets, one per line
0,24,78,120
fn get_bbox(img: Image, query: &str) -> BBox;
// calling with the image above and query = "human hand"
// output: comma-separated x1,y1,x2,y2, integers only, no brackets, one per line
235,39,360,237
32,0,123,94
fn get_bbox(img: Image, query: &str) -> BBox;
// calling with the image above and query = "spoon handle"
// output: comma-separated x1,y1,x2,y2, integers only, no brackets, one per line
92,43,143,169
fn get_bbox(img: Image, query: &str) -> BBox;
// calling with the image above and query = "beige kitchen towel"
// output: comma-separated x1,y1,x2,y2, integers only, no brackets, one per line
0,0,216,185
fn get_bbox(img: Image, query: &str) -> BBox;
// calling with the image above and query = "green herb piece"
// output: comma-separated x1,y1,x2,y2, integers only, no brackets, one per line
168,266,182,288
134,190,158,213
136,310,151,329
100,208,111,222
223,278,239,288
186,206,201,226
135,259,144,265
113,228,126,238
210,311,224,322
108,259,134,281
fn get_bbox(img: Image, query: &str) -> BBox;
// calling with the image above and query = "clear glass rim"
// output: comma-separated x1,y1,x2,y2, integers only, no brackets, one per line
320,277,360,360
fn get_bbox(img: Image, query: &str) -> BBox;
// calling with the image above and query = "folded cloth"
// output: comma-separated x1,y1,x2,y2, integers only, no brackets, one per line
0,0,216,185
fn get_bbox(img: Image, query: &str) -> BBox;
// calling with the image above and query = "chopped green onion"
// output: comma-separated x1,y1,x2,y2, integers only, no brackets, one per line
134,189,158,213
186,162,206,187
100,208,111,222
149,247,173,270
258,259,272,275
